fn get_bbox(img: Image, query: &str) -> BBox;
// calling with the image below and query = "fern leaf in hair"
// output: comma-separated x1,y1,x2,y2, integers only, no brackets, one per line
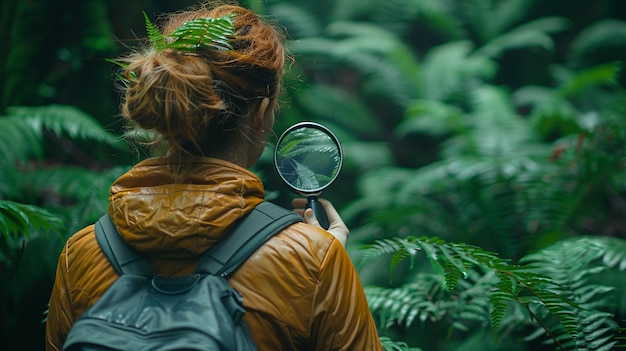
108,12,236,85
155,14,236,52
143,11,167,49
167,16,235,51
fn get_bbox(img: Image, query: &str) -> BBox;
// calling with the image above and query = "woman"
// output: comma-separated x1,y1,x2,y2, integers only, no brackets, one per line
45,2,382,350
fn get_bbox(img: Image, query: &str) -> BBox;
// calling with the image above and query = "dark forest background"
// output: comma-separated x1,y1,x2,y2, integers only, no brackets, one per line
2,0,626,350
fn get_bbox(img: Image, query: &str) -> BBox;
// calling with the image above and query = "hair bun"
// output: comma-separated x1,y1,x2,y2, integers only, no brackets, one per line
118,4,285,163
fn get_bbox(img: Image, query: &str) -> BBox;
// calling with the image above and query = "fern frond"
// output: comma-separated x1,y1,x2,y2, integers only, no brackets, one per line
359,237,421,278
366,275,448,328
570,19,626,58
457,85,539,157
143,11,166,49
457,0,535,42
0,112,43,163
359,238,406,271
558,61,622,97
366,268,497,333
0,115,42,199
419,41,496,101
166,15,235,52
143,11,235,52
379,336,423,351
270,3,323,38
294,84,384,139
395,99,465,138
0,200,64,241
514,62,622,142
358,237,614,350
600,237,626,270
489,273,517,336
289,21,421,108
477,17,568,58
23,166,127,230
0,105,122,199
6,105,123,147
374,0,463,39
521,237,621,350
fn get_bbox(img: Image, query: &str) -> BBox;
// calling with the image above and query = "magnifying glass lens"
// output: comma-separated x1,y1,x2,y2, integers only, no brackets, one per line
274,122,343,229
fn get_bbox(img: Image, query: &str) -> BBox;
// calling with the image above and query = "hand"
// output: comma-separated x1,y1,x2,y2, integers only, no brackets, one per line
292,198,349,247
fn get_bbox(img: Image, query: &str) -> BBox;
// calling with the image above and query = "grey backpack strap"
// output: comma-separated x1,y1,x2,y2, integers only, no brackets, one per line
196,201,302,277
94,214,155,276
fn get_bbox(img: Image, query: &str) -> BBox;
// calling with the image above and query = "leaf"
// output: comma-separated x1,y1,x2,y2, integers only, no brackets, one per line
143,11,166,49
0,200,64,241
379,336,423,351
558,61,623,97
420,41,496,101
164,15,235,52
0,104,123,199
6,105,123,147
570,19,626,58
477,17,569,58
270,3,323,38
360,234,622,348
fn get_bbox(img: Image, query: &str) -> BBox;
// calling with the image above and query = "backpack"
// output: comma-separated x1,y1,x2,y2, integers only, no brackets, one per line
63,201,302,351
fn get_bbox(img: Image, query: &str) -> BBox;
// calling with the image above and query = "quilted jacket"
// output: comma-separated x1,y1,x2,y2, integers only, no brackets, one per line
45,157,382,351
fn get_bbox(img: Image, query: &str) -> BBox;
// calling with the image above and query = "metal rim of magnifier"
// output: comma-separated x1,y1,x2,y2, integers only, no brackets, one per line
273,121,343,195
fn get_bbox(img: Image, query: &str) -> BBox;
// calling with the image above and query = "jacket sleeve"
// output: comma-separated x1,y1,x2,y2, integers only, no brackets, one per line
310,238,383,351
45,242,74,351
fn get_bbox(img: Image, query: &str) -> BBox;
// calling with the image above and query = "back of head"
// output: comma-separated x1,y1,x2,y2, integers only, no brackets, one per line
118,1,285,170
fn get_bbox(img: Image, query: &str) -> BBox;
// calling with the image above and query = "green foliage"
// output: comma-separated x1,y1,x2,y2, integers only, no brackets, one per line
569,19,626,63
521,237,623,350
0,104,128,351
0,104,123,198
109,12,236,84
0,200,64,270
2,0,626,350
274,1,626,348
143,12,235,52
361,236,625,350
0,201,64,240
0,104,125,275
476,17,569,58
380,336,423,351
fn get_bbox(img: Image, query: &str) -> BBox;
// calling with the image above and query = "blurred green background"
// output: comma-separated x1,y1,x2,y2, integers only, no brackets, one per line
2,0,626,350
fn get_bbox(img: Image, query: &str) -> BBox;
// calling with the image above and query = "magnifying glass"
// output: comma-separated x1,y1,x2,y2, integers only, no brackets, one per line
274,122,343,229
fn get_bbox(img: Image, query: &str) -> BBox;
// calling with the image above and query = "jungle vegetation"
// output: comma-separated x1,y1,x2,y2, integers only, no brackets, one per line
1,0,626,350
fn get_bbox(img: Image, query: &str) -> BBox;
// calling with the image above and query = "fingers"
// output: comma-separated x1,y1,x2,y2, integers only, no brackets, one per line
303,208,320,227
291,197,349,247
318,199,345,229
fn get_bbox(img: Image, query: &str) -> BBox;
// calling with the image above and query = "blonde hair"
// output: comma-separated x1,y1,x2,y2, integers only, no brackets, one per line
118,2,285,169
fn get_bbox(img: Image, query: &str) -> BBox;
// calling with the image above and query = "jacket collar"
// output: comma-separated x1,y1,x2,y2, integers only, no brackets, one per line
108,157,265,258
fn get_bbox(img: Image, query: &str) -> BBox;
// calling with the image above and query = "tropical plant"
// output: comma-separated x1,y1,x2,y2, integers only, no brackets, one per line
144,12,235,52
1,0,626,350
0,105,123,254
0,104,125,349
262,0,626,349
360,235,626,350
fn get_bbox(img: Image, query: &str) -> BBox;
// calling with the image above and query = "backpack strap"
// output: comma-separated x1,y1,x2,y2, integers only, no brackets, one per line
95,201,302,277
94,214,155,276
196,201,302,277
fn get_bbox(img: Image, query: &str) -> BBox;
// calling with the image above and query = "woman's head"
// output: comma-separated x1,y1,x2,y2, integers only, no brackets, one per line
119,2,285,168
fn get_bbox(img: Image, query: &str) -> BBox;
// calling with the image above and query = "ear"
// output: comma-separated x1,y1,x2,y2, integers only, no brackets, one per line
255,97,274,133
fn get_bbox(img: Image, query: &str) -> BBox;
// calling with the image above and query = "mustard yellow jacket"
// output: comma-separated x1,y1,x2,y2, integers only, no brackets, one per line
45,157,382,351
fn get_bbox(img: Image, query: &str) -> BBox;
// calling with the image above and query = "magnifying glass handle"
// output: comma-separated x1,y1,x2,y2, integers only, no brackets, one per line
307,196,329,230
